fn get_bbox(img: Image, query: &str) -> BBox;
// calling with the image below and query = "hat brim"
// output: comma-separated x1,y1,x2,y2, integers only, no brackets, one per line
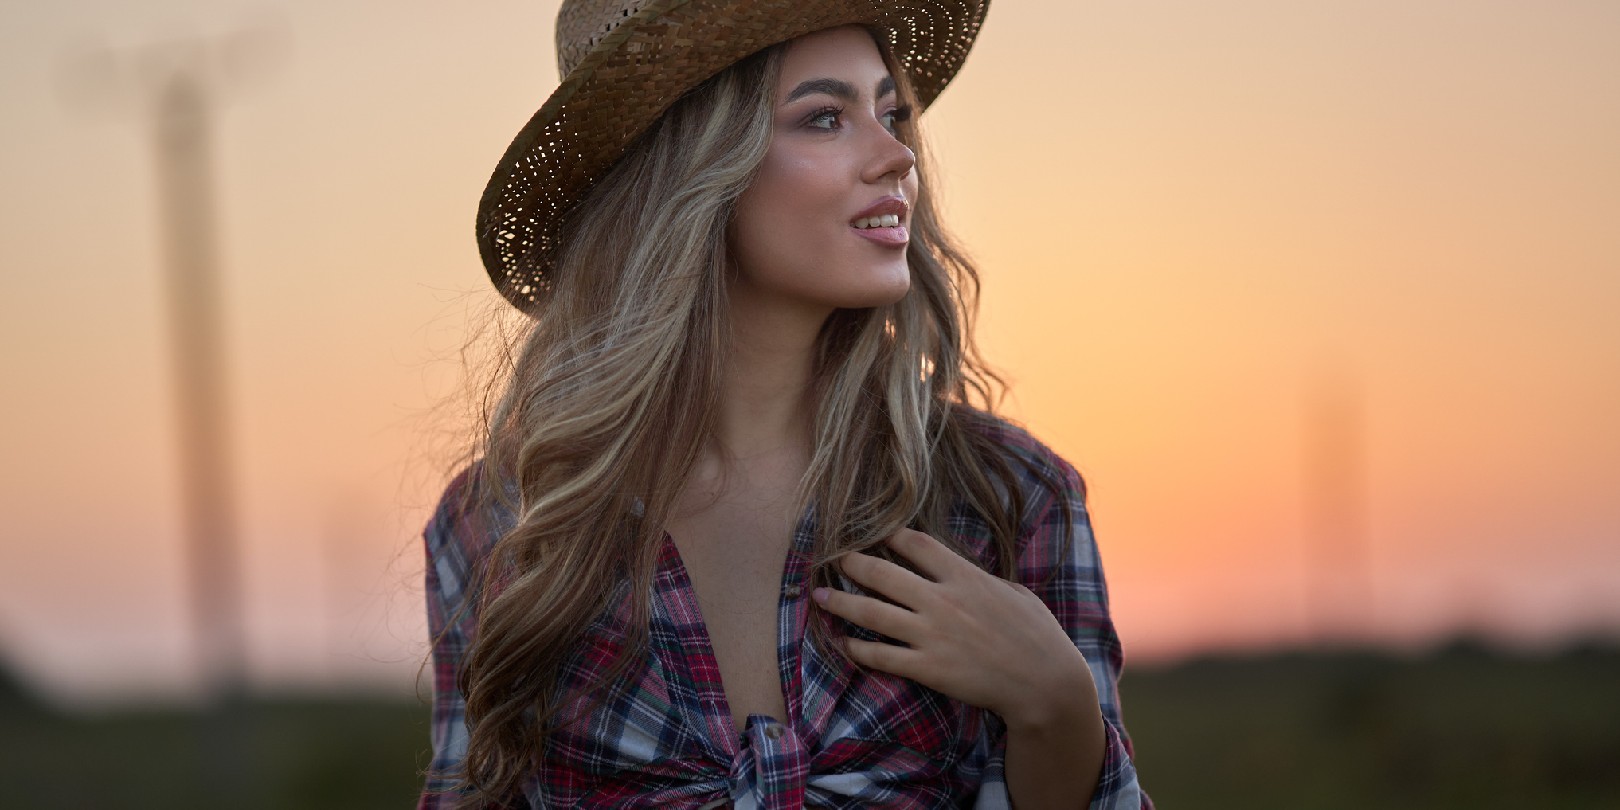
476,0,990,313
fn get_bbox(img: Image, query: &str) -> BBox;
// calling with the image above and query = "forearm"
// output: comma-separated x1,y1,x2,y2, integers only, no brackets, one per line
1002,675,1108,810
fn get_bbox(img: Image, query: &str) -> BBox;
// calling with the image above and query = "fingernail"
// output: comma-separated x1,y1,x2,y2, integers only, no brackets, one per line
812,587,830,605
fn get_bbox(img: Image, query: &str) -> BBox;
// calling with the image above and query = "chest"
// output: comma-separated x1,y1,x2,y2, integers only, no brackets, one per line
533,493,995,804
663,484,803,734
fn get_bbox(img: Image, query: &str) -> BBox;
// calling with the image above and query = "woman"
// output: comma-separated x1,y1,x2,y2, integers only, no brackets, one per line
420,2,1147,808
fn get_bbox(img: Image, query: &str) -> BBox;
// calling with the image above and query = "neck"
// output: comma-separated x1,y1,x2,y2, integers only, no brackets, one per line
707,286,829,469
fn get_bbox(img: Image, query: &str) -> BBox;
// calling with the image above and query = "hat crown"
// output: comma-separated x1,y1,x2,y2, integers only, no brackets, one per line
555,0,658,77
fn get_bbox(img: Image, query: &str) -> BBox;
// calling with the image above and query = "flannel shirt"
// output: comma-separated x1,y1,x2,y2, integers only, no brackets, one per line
419,417,1148,808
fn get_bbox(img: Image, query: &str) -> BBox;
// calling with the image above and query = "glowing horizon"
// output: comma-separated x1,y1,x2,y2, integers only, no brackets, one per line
1,0,1616,705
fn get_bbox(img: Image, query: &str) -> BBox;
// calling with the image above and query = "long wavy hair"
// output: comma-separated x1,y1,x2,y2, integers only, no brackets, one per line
435,28,1068,808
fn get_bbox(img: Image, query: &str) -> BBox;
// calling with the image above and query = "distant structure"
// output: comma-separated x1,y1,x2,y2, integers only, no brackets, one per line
154,46,249,701
63,26,283,805
62,27,281,701
1303,354,1372,645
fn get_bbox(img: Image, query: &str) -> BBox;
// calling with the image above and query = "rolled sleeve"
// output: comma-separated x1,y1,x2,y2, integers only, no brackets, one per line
976,448,1149,809
417,467,485,809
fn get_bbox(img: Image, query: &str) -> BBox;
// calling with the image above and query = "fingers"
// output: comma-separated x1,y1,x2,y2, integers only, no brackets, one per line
813,585,923,643
843,636,920,679
882,528,970,583
835,548,935,607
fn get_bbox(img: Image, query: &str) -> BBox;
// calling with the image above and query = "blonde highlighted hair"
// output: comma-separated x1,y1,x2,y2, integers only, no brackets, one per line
434,29,1063,807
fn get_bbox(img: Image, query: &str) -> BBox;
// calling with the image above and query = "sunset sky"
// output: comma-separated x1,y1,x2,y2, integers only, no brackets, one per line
2,0,1616,706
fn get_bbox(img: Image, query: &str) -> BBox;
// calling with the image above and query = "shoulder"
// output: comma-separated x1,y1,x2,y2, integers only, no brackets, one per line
954,412,1116,629
954,406,1088,520
423,460,518,611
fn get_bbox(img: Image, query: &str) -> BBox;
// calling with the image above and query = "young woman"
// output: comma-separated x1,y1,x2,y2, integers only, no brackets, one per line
420,2,1147,808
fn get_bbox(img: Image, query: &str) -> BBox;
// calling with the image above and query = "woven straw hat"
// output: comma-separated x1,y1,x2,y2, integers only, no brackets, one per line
475,0,991,313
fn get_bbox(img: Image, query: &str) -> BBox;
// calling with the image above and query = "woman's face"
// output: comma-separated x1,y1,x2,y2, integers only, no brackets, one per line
727,25,919,315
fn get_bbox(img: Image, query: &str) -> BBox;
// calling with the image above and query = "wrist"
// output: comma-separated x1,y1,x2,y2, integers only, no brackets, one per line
1001,651,1100,735
1001,667,1109,810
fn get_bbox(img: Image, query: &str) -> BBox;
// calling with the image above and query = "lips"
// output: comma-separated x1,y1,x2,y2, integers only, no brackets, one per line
849,195,909,248
849,195,909,225
850,222,908,248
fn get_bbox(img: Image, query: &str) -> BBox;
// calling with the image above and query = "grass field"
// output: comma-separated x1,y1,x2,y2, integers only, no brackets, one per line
3,641,1616,808
1123,641,1620,808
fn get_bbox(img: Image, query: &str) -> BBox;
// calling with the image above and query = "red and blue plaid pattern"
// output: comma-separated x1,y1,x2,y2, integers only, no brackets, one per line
419,417,1148,808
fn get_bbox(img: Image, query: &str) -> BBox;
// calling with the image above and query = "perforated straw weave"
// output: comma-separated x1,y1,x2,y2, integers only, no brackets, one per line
475,0,990,313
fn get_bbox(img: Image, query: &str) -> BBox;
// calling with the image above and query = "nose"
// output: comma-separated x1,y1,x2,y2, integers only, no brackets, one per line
861,122,915,185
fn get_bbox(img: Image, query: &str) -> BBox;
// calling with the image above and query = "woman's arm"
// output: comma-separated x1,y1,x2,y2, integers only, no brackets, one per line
999,453,1147,810
417,469,481,809
1001,663,1107,809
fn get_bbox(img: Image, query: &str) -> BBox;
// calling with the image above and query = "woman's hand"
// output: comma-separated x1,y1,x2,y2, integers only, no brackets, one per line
812,528,1100,732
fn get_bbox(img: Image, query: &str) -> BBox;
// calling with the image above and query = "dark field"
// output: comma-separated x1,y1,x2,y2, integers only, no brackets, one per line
1124,641,1620,808
4,642,1616,809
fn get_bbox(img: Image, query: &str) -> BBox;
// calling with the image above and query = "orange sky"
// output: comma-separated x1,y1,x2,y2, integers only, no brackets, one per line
2,0,1617,705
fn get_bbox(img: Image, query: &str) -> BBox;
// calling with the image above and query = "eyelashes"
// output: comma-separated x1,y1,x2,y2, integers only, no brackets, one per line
807,104,914,134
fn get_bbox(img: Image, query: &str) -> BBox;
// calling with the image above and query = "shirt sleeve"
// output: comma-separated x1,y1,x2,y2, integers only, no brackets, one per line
974,452,1151,810
417,467,484,809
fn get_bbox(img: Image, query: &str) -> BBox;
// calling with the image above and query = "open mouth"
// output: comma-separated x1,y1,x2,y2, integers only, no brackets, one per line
850,224,907,246
852,214,902,230
850,214,908,247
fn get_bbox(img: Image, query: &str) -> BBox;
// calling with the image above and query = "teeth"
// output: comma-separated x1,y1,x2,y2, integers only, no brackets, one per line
854,214,902,229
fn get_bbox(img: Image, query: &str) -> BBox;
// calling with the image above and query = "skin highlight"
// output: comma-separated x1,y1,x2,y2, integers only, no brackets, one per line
727,26,918,320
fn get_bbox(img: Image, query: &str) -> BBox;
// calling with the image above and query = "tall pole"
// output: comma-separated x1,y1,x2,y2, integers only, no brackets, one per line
60,23,283,702
61,30,281,805
1304,354,1371,645
152,63,246,700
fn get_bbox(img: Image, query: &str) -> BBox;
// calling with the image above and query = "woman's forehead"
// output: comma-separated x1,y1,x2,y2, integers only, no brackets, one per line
777,26,892,95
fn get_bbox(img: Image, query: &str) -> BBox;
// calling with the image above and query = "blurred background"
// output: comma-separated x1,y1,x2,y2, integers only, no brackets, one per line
2,0,1616,807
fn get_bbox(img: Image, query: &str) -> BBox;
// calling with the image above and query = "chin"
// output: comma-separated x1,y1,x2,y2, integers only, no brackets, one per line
833,274,911,309
851,259,912,305
870,280,913,308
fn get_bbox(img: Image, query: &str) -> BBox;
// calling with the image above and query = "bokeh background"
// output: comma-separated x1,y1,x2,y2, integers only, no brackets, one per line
2,0,1616,807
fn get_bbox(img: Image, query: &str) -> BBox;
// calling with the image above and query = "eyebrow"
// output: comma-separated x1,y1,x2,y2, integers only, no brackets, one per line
784,75,896,105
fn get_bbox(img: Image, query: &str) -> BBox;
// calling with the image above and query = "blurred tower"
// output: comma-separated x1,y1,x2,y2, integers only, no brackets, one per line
61,22,282,703
1304,353,1372,645
62,27,282,806
153,48,247,703
321,492,367,686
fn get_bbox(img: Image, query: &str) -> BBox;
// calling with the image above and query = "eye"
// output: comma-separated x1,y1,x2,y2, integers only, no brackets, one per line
807,106,843,130
882,105,915,134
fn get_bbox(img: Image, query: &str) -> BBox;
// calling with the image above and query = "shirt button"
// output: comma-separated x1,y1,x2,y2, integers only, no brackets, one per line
764,724,784,741
783,584,802,599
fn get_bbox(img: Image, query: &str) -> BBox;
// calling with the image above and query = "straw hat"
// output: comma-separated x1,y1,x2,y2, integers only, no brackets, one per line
475,0,991,313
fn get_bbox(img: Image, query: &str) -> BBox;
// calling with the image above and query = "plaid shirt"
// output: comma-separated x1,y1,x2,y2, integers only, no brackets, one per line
419,418,1148,808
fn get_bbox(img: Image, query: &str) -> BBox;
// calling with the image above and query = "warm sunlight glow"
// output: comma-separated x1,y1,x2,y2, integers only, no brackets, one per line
2,0,1617,704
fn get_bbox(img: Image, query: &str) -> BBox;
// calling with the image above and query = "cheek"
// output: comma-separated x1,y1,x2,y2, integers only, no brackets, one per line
733,152,843,269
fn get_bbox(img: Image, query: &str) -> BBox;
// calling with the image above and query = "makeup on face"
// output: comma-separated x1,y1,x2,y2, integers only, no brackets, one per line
848,194,909,248
726,25,918,312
